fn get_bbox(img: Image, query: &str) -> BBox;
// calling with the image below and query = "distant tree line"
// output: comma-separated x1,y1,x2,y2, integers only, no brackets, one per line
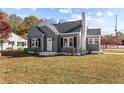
0,9,63,36
8,14,58,35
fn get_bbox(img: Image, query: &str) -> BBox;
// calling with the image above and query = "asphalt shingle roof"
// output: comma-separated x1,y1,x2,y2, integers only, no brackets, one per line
35,20,101,35
87,28,101,35
54,20,82,33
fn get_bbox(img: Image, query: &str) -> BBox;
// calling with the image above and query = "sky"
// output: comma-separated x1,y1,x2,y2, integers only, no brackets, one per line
1,8,124,35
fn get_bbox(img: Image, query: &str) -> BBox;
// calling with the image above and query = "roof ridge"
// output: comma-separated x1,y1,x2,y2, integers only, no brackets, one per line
54,20,82,25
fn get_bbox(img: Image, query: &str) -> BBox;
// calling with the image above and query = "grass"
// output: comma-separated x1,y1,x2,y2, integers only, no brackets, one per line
103,49,124,53
1,51,124,83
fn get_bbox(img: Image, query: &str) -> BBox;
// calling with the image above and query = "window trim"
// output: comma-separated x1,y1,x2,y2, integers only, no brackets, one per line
8,41,15,45
94,38,99,44
88,38,99,44
17,42,27,47
31,38,39,48
88,38,94,44
63,37,74,48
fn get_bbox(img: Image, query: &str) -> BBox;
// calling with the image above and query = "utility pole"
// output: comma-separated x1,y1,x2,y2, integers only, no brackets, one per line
114,14,118,37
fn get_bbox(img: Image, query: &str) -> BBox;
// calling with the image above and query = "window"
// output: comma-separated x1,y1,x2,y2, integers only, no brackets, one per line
63,37,74,47
63,38,68,47
31,38,39,47
88,38,99,44
8,41,15,45
69,38,73,47
94,38,99,44
17,42,27,46
88,38,94,44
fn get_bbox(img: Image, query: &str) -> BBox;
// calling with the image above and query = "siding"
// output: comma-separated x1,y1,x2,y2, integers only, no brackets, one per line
28,26,58,52
86,36,100,51
28,26,44,52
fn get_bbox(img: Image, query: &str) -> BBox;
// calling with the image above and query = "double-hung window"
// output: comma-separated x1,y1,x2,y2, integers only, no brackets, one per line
88,38,94,44
63,37,74,47
31,38,39,47
88,38,99,44
94,38,99,44
17,42,27,46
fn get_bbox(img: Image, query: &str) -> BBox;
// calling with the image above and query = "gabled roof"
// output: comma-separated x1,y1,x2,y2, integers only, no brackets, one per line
54,20,82,33
33,20,101,35
8,32,27,42
37,21,59,34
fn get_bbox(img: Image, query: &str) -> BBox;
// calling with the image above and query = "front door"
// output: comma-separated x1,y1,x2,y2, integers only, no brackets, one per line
47,38,52,51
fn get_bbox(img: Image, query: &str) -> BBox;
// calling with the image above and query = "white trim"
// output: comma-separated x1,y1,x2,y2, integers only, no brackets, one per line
31,38,39,48
63,37,74,48
88,38,94,44
88,37,99,44
94,38,99,44
47,38,52,51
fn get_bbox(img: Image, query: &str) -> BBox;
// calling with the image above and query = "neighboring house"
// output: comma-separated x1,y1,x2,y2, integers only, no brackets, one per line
27,12,101,56
0,32,27,50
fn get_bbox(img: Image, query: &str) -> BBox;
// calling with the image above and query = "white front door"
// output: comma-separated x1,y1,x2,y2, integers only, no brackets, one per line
47,38,52,51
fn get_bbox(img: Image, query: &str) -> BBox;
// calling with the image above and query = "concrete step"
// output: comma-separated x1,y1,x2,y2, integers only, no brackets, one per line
38,52,57,56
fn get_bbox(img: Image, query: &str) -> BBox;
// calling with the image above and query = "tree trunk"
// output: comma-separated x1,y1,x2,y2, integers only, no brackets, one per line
0,52,1,56
117,43,118,48
105,43,107,48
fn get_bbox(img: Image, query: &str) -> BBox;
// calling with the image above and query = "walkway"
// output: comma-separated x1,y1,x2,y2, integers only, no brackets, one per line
103,52,124,54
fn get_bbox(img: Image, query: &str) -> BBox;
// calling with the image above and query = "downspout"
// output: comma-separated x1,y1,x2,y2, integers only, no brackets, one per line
42,34,44,52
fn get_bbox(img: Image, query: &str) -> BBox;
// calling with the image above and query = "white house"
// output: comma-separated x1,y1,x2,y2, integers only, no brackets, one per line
0,32,27,50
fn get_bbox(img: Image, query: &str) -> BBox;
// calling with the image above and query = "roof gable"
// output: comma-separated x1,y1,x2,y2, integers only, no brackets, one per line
8,32,27,42
37,21,59,34
28,26,44,36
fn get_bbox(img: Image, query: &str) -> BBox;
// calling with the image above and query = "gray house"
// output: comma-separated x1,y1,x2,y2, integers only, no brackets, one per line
27,13,101,56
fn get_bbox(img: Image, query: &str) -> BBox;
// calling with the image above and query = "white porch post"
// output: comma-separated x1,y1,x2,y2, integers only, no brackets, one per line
81,12,87,54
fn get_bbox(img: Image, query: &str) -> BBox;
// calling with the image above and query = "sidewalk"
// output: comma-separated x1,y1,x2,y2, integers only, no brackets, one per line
103,52,124,54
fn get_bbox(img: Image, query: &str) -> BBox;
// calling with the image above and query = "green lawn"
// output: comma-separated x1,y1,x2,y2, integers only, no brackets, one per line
0,51,124,84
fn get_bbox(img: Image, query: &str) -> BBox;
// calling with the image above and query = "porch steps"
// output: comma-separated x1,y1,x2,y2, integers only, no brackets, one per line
38,52,57,56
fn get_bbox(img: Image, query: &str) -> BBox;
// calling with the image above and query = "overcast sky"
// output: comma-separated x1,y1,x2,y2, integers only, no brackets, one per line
2,8,124,35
